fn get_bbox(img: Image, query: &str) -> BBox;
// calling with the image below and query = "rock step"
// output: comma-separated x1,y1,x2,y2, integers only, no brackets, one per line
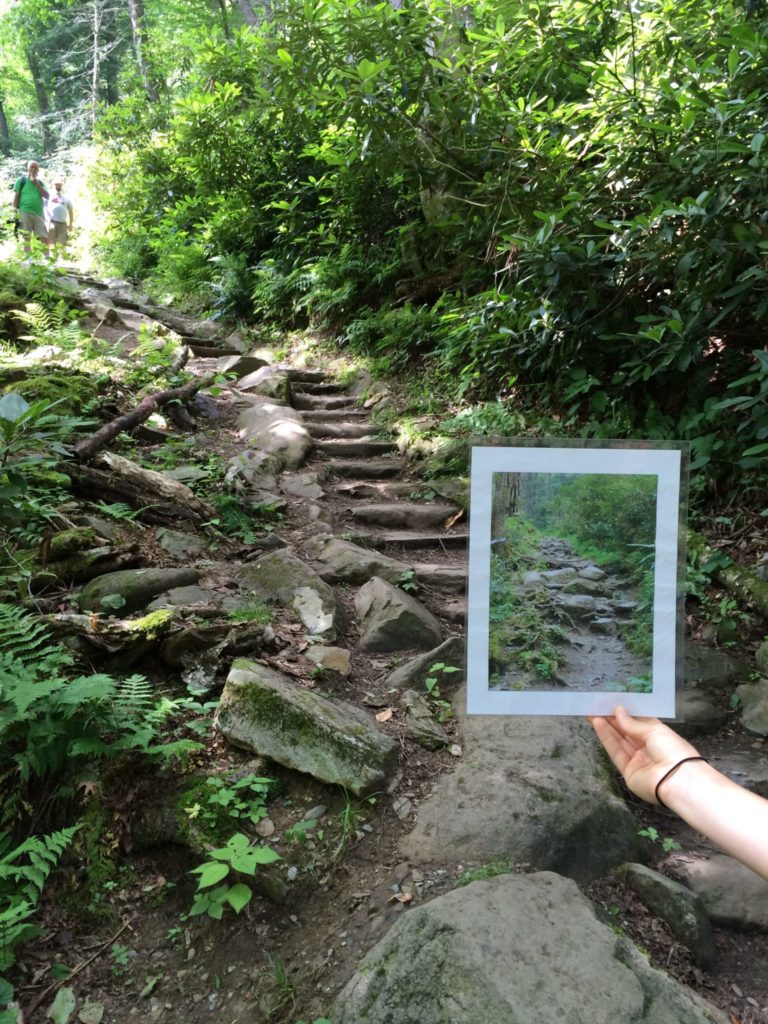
346,529,469,550
413,563,467,593
324,459,404,480
293,382,345,395
315,439,398,458
283,369,327,383
307,422,378,440
293,394,359,411
188,342,240,357
349,503,459,529
335,480,420,500
302,409,370,422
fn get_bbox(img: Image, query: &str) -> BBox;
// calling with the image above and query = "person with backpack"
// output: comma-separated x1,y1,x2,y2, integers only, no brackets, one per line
12,160,50,256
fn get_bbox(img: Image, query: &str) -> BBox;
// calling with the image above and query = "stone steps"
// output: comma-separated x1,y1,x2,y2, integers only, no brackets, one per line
284,368,327,384
306,422,377,440
349,502,459,530
324,459,404,480
293,394,359,411
412,563,467,594
314,439,398,458
346,529,469,550
293,382,344,395
302,409,370,422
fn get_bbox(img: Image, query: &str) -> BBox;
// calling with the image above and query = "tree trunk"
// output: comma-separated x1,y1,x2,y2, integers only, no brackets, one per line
25,48,53,154
216,0,232,39
90,0,103,128
0,98,10,156
127,0,158,102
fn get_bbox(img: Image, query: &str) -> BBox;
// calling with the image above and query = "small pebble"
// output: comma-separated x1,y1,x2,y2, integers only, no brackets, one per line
287,866,298,881
305,805,327,820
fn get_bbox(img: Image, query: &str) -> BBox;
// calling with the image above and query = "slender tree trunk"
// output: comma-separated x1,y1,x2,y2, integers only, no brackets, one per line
0,99,10,156
25,48,53,154
216,0,232,39
90,0,103,128
127,0,158,102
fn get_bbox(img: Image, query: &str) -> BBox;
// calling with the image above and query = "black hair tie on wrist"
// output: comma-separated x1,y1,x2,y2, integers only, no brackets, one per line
654,756,707,809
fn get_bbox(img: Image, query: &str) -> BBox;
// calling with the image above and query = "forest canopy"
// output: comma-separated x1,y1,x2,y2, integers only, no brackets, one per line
2,0,768,487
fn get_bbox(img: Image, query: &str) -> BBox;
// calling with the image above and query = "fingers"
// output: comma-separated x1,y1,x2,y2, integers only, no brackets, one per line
590,715,634,774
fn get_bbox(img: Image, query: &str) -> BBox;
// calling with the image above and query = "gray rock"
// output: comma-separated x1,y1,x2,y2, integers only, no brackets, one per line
523,570,544,585
710,750,768,798
237,367,291,402
736,678,768,736
541,567,577,581
562,578,606,596
280,472,325,500
400,692,642,881
401,689,450,750
553,593,599,618
616,863,714,967
384,637,465,690
154,528,207,559
675,854,768,930
224,450,283,506
215,660,397,795
580,564,607,581
238,549,339,638
163,466,211,484
78,567,202,613
73,515,118,543
757,639,768,676
350,502,458,530
237,399,310,469
591,617,618,634
305,645,351,676
348,368,371,397
685,642,749,692
333,873,727,1024
677,691,728,738
355,577,442,653
304,534,410,585
216,354,268,378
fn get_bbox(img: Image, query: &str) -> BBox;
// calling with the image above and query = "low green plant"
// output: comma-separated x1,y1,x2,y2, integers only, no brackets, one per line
424,663,460,722
638,826,681,853
207,494,280,544
226,601,272,625
398,569,418,593
181,774,273,835
457,857,518,886
188,833,281,920
331,791,377,862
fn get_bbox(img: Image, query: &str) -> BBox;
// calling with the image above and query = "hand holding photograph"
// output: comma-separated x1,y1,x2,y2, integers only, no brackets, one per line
466,442,686,718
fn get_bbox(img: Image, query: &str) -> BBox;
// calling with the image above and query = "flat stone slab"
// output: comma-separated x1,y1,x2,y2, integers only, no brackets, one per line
147,585,239,614
280,472,325,500
686,642,750,692
216,354,269,378
350,502,458,530
215,659,397,795
305,535,411,585
314,439,398,458
324,458,403,479
154,528,207,559
305,645,351,676
79,567,202,613
355,576,443,653
400,689,642,881
412,563,466,594
333,873,727,1024
674,855,768,930
347,529,468,549
306,421,375,439
335,480,418,500
293,394,357,411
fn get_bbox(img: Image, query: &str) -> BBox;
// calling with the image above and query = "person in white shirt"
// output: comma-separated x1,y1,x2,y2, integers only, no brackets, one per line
47,179,74,250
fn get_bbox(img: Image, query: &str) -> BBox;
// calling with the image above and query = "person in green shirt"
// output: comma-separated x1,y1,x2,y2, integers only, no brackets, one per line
12,160,50,256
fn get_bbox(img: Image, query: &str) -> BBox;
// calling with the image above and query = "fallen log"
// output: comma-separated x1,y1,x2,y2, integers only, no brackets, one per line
73,373,215,461
69,464,207,524
97,453,214,518
689,529,768,622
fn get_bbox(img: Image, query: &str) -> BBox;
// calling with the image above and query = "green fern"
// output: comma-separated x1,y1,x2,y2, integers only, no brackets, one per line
14,302,82,350
0,604,70,674
0,826,79,972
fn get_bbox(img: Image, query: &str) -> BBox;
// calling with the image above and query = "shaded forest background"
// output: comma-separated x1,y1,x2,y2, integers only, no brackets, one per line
2,0,768,494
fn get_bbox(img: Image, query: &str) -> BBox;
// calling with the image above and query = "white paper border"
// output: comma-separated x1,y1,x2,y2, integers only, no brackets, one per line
466,445,682,717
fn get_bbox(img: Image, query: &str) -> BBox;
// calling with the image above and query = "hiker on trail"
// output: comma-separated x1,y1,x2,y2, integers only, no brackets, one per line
47,178,74,251
12,160,50,256
591,705,768,881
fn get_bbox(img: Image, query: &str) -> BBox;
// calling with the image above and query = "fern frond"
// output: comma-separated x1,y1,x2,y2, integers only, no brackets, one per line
112,675,155,721
0,605,70,672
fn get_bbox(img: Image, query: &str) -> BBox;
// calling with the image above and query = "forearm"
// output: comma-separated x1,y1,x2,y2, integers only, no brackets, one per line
662,760,768,880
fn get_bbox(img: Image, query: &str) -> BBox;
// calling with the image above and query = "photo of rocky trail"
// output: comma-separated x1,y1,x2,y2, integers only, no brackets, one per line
488,470,657,694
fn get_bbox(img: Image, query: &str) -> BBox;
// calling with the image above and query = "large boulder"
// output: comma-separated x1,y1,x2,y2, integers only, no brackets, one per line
685,642,750,692
735,677,768,736
236,366,292,402
674,855,768,930
215,660,397,794
355,577,442,652
385,637,465,690
224,449,284,507
333,873,727,1024
237,399,310,468
400,690,642,881
304,535,411,585
78,567,202,613
238,549,340,638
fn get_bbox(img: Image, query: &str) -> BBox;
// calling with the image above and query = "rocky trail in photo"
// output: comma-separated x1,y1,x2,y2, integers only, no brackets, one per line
10,274,768,1024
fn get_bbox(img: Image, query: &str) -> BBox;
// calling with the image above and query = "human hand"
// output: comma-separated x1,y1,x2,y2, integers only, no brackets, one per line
589,705,699,805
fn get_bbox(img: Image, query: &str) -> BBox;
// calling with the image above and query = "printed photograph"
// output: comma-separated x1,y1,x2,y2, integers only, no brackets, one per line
466,444,684,717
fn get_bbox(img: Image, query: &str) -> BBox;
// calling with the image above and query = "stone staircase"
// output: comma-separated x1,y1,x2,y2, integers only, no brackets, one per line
290,375,469,607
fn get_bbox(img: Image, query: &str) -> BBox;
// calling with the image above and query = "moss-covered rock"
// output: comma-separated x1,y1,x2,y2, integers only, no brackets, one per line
78,567,202,613
215,660,397,795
